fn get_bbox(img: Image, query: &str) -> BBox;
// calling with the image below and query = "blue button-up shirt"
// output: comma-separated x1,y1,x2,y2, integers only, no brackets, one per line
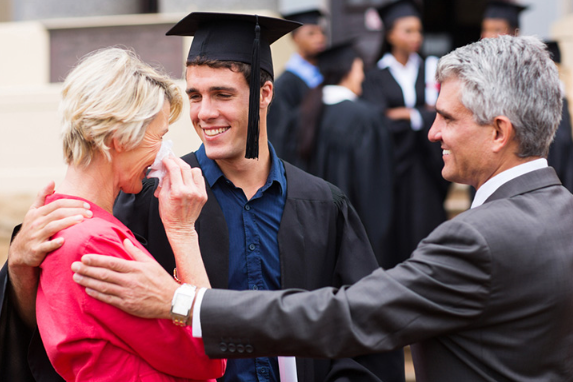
196,143,287,382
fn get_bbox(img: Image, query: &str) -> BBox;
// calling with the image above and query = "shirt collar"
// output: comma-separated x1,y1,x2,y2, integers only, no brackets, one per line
195,143,286,197
284,52,324,88
471,158,548,209
377,52,421,71
322,85,357,105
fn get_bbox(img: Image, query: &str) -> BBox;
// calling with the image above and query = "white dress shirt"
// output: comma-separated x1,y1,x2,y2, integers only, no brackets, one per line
471,158,548,209
322,85,357,105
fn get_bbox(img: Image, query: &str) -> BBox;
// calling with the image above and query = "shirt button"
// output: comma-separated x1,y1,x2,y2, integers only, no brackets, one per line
237,344,245,353
244,204,251,211
249,243,256,251
245,344,254,353
252,285,258,290
219,342,227,352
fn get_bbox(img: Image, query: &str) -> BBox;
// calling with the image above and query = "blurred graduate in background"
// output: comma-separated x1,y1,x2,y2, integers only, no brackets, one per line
268,9,326,156
294,40,395,268
362,0,450,269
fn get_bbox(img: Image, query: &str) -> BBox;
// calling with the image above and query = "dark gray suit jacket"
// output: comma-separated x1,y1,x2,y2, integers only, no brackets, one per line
199,167,573,382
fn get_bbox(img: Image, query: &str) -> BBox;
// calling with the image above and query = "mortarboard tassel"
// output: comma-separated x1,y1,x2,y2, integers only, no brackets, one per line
245,15,261,159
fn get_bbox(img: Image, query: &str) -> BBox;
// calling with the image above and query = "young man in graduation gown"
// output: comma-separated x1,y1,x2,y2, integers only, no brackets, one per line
0,12,404,382
267,9,326,158
481,1,573,192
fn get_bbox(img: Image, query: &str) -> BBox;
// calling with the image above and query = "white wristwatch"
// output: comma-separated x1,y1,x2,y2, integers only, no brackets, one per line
171,284,197,326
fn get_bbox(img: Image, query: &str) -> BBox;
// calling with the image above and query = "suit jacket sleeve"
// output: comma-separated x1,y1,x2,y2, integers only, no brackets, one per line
199,218,492,359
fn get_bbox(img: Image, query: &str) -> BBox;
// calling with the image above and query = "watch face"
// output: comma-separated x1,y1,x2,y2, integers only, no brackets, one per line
173,294,193,315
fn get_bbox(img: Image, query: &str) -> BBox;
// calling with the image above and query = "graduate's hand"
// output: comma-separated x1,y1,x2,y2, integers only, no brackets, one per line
386,107,412,121
9,181,93,268
8,181,93,327
154,156,207,240
71,239,178,320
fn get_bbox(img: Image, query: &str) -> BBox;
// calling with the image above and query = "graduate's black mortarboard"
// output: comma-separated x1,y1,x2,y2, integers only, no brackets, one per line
166,12,301,159
545,40,561,64
317,40,360,79
282,9,323,25
377,0,421,29
483,1,528,28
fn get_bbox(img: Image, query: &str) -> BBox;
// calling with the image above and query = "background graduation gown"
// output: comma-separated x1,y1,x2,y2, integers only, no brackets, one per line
547,98,573,192
268,71,311,159
0,153,405,382
362,59,450,269
298,98,395,269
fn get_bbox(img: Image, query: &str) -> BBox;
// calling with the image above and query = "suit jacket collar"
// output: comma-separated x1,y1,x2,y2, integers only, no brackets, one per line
484,167,562,204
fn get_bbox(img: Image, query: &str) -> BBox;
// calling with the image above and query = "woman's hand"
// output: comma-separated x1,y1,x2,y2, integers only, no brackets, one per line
154,156,207,236
154,157,211,288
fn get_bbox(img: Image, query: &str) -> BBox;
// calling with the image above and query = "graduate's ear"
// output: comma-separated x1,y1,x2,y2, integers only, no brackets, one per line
491,115,515,153
260,80,273,109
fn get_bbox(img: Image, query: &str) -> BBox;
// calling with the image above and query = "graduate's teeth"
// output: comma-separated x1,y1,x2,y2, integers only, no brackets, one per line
204,127,229,136
443,150,451,155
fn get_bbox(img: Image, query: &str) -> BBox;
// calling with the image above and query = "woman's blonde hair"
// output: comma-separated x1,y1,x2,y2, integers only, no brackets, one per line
60,47,183,166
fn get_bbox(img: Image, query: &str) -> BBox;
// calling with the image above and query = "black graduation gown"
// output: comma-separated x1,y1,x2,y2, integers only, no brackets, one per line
0,155,405,382
114,154,405,382
302,99,395,269
268,70,310,158
547,98,573,192
362,60,450,269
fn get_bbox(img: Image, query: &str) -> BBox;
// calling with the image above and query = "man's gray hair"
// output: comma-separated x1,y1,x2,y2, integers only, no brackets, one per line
436,35,562,158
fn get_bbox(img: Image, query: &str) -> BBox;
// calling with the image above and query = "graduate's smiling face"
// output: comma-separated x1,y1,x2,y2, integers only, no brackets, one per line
186,65,251,162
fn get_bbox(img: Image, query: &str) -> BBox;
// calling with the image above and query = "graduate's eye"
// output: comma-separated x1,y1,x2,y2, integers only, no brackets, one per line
188,93,201,102
217,93,232,99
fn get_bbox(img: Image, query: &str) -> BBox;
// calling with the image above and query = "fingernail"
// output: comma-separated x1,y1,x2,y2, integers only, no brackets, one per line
85,288,95,296
72,273,82,282
83,202,91,209
55,237,64,245
85,210,93,218
71,262,80,272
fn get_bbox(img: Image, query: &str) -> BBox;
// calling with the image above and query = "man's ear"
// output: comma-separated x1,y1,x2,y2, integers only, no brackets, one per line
491,116,515,153
260,81,273,109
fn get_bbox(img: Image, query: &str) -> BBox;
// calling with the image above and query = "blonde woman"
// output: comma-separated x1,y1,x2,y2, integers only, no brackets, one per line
36,48,225,381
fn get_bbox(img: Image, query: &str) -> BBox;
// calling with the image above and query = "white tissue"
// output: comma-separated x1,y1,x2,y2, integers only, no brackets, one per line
148,140,175,187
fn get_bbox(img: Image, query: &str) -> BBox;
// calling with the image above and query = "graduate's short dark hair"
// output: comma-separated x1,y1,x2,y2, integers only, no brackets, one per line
186,57,273,89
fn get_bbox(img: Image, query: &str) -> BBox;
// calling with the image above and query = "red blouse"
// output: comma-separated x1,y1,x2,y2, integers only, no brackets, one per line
37,194,225,382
